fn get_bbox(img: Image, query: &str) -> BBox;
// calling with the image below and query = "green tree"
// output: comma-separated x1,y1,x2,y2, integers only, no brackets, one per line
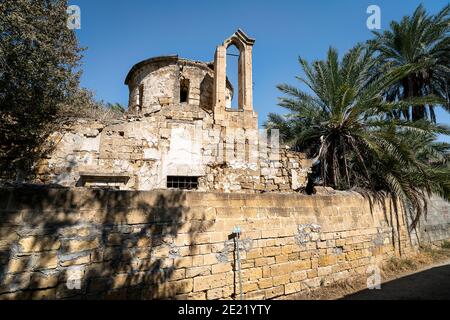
370,4,450,122
0,0,83,181
267,45,450,228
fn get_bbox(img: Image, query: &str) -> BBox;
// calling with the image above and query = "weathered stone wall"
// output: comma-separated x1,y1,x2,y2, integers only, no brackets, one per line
1,187,448,300
34,117,312,193
125,57,233,115
204,148,312,193
417,196,450,245
32,32,310,193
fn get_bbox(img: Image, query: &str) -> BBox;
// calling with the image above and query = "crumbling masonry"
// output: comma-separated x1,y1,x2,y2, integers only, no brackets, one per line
35,30,312,192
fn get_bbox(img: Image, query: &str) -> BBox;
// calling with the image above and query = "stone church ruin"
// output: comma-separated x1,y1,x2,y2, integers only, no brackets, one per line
36,30,312,192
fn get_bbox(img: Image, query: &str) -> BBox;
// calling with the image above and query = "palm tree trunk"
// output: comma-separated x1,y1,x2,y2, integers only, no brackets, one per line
411,76,425,121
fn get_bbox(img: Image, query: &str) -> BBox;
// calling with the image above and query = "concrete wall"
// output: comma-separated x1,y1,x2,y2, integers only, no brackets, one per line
0,187,449,300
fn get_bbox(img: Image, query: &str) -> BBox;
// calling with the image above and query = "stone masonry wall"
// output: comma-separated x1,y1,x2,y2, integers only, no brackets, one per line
126,57,233,115
32,53,311,193
1,187,448,300
418,196,450,245
33,117,312,193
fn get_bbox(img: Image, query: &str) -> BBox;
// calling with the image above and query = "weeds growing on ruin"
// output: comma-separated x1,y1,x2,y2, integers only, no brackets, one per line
441,240,450,249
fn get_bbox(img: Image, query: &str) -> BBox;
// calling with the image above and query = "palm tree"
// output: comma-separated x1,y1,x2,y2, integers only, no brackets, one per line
267,45,450,229
370,4,450,122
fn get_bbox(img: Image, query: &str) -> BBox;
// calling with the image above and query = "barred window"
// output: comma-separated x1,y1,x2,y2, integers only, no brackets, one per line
167,176,198,190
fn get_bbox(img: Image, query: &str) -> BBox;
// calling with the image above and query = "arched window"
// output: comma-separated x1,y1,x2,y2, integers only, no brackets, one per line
213,30,255,116
226,44,240,109
137,84,144,113
180,79,190,103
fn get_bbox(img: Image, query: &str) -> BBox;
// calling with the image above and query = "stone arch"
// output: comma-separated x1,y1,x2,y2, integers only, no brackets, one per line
223,32,249,110
224,43,241,109
223,34,246,52
213,29,255,118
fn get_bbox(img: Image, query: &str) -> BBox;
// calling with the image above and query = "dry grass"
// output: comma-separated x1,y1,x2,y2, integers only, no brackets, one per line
281,247,450,300
60,104,125,124
442,241,450,249
290,277,367,300
57,88,125,124
383,256,418,274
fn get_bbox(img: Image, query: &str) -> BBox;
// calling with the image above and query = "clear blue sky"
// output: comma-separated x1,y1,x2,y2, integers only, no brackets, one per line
72,0,449,142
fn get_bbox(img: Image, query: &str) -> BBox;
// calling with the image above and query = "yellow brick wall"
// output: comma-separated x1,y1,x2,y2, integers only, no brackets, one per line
0,187,445,300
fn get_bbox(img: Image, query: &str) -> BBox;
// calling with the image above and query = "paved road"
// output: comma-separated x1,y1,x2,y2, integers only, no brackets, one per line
343,262,450,300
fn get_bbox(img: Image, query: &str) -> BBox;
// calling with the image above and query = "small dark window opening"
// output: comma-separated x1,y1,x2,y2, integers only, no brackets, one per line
167,176,198,190
180,79,190,103
138,84,144,111
245,139,250,163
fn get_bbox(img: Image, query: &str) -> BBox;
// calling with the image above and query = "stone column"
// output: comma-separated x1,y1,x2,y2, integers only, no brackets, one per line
243,45,253,111
238,52,244,110
214,30,256,123
213,45,227,121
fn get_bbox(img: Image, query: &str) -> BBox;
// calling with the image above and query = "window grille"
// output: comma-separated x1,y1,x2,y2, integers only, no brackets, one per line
167,176,199,190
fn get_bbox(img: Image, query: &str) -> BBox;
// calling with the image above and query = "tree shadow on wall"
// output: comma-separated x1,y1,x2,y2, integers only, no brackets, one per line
0,186,214,300
357,190,419,257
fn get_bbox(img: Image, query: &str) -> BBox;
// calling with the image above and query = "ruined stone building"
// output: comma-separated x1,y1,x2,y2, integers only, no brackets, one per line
37,30,312,192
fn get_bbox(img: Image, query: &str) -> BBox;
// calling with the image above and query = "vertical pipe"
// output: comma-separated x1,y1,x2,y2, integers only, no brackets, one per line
233,226,243,300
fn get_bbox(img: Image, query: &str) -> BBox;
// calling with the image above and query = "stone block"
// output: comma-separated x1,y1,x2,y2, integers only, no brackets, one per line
29,272,59,289
193,272,232,292
258,277,273,289
60,254,90,267
65,239,100,253
7,257,31,274
273,274,290,286
31,288,57,300
318,255,337,267
35,253,58,270
291,270,307,282
19,236,60,253
285,282,302,295
167,279,193,295
263,246,281,257
242,282,258,293
264,285,284,299
211,263,232,274
186,266,211,278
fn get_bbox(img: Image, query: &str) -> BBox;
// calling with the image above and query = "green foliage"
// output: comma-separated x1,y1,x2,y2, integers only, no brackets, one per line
268,43,450,229
267,4,450,229
0,0,83,180
370,4,450,121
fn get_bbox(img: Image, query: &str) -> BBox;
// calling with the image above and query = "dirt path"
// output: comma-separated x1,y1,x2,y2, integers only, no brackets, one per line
342,259,450,300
